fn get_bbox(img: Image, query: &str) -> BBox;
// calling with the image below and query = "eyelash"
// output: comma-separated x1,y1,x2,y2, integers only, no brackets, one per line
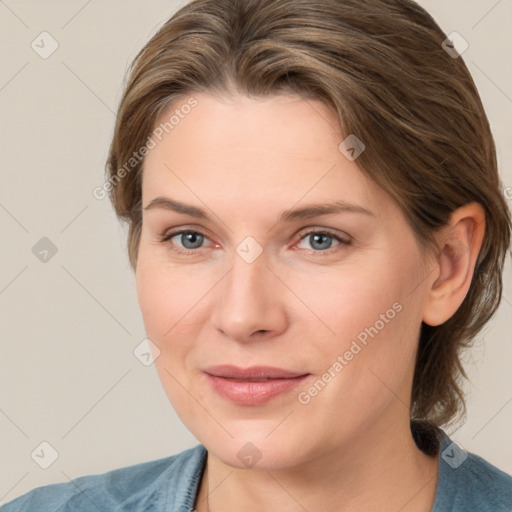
159,227,352,257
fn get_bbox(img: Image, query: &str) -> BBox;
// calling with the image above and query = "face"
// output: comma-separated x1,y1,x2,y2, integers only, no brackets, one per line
136,92,431,470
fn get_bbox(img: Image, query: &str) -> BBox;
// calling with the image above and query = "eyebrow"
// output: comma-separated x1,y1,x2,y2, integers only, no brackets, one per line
143,197,375,222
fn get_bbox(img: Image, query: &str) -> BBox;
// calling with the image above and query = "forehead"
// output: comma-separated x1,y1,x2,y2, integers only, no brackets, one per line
141,92,390,219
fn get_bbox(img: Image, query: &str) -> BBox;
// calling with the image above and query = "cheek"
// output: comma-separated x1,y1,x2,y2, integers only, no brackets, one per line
296,245,424,385
136,256,205,422
289,261,407,346
136,252,204,344
136,264,170,341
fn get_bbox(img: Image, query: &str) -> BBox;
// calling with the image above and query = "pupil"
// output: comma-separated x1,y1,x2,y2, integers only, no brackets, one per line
183,232,203,249
312,234,331,250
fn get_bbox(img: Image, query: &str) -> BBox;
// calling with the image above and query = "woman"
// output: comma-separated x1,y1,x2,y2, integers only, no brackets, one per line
3,0,511,510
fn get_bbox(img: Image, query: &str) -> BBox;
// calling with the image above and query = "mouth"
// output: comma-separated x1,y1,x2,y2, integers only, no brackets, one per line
203,365,311,405
203,364,309,380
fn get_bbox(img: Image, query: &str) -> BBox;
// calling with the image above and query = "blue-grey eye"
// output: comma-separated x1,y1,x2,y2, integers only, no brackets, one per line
297,232,341,251
176,231,205,250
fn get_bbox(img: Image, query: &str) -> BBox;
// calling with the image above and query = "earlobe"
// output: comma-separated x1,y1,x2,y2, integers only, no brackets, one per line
422,202,486,327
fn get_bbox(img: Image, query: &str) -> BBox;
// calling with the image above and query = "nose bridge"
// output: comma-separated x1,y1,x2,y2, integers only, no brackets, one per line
211,239,286,340
225,241,271,313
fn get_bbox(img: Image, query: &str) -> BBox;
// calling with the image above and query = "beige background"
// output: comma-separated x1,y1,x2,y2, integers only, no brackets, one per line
1,0,511,504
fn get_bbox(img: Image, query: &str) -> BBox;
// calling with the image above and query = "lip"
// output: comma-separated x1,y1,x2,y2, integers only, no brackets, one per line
203,365,308,380
203,365,310,405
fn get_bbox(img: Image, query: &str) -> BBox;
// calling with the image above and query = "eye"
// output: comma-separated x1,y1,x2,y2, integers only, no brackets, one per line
160,229,213,255
160,227,351,256
295,229,351,255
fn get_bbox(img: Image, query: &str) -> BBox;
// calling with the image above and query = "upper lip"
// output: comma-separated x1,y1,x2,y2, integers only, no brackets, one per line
203,365,309,380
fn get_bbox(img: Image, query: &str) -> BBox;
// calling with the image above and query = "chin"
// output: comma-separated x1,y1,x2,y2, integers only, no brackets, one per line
200,432,311,471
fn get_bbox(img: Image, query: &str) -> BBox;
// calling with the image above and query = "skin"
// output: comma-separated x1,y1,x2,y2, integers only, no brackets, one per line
135,91,485,512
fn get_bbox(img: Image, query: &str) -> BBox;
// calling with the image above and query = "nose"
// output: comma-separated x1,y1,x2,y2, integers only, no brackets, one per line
210,244,288,343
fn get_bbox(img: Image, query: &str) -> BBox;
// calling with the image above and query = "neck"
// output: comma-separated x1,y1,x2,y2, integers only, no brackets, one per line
194,417,439,512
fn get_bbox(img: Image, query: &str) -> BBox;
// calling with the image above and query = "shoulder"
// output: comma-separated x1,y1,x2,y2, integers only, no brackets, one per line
456,450,512,508
434,431,512,511
1,444,207,512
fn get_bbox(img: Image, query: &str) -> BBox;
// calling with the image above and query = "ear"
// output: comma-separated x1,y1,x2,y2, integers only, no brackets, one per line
422,202,486,326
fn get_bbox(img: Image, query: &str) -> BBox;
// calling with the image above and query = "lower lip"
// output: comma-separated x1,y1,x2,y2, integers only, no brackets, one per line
205,373,310,405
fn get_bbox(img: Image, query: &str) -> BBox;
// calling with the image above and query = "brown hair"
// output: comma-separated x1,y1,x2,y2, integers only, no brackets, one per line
105,0,511,427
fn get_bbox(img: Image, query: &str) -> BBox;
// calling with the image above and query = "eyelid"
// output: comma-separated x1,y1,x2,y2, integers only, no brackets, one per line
296,226,352,243
160,226,215,249
292,227,352,256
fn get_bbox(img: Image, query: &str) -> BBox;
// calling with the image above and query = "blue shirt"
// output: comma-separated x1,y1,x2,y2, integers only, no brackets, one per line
2,429,511,511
